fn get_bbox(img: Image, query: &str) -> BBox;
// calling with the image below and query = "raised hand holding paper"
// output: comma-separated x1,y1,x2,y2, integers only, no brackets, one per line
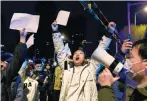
10,13,40,33
56,10,70,26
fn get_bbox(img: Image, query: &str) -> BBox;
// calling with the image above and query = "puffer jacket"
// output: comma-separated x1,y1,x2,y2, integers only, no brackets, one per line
52,31,112,101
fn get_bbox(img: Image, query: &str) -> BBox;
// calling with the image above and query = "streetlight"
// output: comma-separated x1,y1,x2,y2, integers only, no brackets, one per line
127,2,147,34
134,6,147,26
144,6,147,12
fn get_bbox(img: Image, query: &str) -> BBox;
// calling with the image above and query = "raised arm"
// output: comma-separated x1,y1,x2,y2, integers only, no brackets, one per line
91,22,116,70
51,21,71,70
18,60,29,82
6,29,28,84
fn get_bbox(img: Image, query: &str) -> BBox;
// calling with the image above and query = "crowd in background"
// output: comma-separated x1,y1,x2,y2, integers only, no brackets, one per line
1,18,147,101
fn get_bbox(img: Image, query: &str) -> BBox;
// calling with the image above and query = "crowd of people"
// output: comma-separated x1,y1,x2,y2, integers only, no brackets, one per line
1,17,147,101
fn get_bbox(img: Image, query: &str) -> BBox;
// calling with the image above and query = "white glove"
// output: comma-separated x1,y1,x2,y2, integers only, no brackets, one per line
51,21,58,32
108,21,116,34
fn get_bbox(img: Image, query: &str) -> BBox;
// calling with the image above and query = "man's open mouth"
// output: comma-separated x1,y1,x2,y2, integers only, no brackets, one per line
76,57,79,60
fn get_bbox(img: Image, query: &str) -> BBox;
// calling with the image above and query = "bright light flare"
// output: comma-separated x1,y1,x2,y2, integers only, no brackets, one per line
61,35,64,39
144,6,147,12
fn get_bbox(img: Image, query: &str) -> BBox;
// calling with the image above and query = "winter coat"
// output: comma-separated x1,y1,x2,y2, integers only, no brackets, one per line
18,61,40,101
54,66,62,90
52,31,112,101
23,77,39,101
98,85,147,101
9,75,24,101
1,42,27,101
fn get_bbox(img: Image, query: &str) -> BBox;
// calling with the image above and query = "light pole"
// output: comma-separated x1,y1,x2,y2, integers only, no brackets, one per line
134,6,147,26
134,9,142,26
127,2,147,34
127,3,131,35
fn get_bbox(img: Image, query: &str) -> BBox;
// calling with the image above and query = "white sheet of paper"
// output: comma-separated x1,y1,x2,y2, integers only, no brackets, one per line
56,10,70,26
26,34,34,48
9,13,40,33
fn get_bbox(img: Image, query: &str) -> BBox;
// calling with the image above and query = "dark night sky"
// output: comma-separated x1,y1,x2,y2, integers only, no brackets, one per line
1,1,147,59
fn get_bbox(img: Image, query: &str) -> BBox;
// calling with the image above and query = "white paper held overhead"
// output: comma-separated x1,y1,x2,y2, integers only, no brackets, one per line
10,13,40,33
56,10,70,26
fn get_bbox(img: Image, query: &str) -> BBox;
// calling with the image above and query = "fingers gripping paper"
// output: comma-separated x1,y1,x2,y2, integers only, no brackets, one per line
56,10,70,26
10,13,40,33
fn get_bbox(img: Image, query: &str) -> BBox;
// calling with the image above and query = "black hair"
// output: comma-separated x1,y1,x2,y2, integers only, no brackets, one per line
34,59,42,64
71,40,87,59
73,49,87,59
132,38,147,60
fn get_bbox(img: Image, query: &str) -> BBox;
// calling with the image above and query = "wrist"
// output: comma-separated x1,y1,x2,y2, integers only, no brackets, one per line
120,49,127,56
20,37,26,43
105,31,113,38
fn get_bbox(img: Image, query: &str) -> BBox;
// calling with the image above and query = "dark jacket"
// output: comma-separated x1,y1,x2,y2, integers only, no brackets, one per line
14,82,24,101
98,86,147,101
1,42,27,101
9,75,24,101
